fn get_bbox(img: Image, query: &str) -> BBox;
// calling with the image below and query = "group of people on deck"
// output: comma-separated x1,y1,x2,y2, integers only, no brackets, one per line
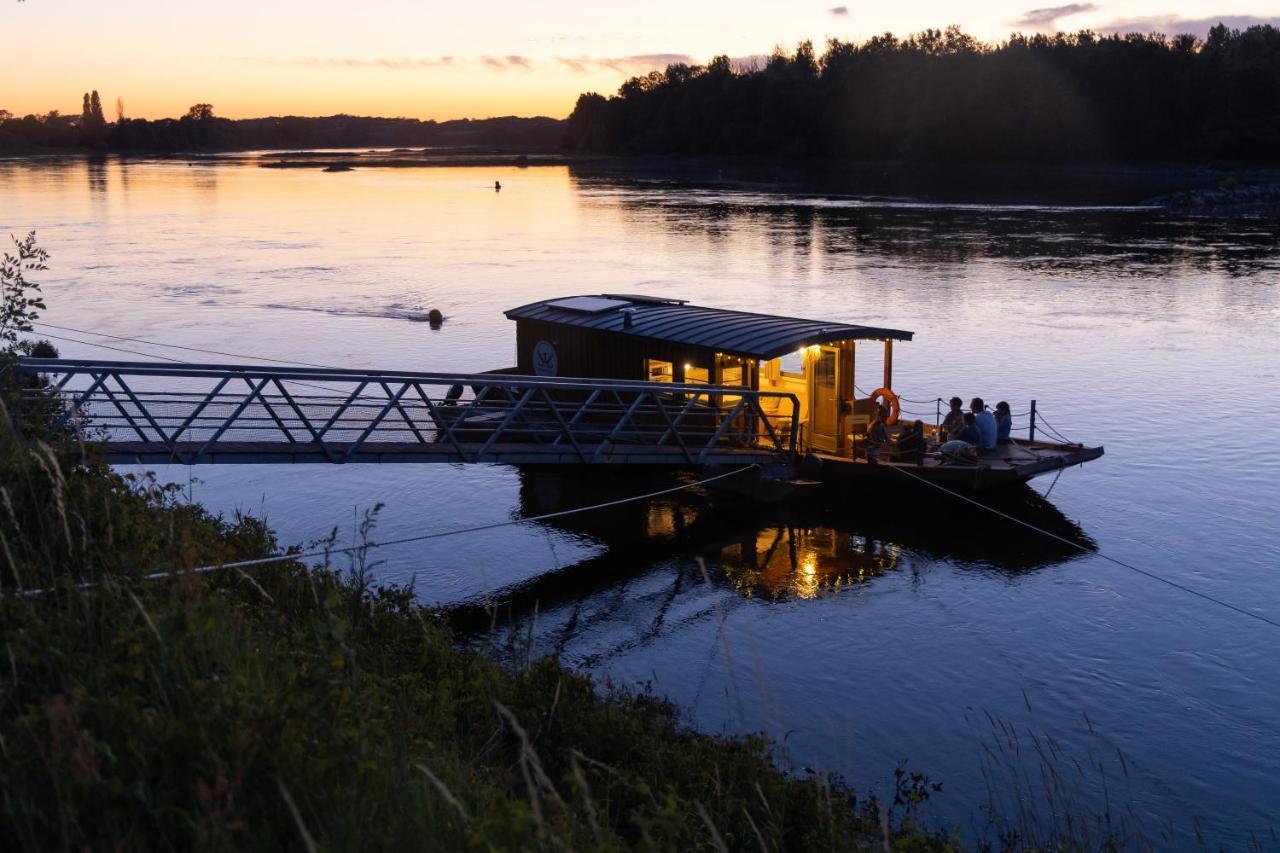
864,396,1011,464
939,396,1011,460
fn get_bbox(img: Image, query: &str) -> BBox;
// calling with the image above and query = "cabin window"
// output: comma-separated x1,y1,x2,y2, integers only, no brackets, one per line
646,359,674,382
779,351,804,378
683,363,710,384
717,354,745,387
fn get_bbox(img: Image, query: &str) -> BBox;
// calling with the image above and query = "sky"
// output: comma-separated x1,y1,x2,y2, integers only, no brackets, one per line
3,0,1278,121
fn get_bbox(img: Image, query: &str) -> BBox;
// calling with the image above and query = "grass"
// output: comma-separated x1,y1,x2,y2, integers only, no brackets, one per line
0,383,957,851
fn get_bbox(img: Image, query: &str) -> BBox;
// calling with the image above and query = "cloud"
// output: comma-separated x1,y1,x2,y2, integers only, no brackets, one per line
243,54,539,72
1094,14,1280,35
280,56,456,69
556,53,696,74
480,55,533,71
1012,3,1097,30
828,5,849,16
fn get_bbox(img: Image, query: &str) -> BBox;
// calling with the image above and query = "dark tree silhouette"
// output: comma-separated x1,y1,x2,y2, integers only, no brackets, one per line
563,24,1280,164
0,99,563,153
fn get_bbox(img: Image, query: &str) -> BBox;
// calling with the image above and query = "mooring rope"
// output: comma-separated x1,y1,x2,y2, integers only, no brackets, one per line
31,321,338,369
25,324,348,394
883,463,1280,631
11,465,760,598
30,330,188,364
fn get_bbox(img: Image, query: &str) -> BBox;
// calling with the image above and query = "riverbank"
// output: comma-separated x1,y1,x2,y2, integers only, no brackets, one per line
12,147,1280,208
0,379,956,850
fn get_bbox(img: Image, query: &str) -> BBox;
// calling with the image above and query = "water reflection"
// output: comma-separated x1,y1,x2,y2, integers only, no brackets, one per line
571,169,1280,278
85,156,109,194
452,468,1093,636
719,526,901,600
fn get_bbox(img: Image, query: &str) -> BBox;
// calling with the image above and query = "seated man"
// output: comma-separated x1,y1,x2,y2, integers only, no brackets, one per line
940,396,965,440
971,397,997,451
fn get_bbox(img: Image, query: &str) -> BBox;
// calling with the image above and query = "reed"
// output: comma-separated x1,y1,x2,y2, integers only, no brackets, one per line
0,389,955,851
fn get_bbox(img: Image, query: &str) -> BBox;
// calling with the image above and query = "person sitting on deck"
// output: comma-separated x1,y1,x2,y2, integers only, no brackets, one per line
971,397,997,451
895,419,926,463
865,405,890,462
939,413,981,462
994,401,1013,444
956,412,981,445
941,396,965,440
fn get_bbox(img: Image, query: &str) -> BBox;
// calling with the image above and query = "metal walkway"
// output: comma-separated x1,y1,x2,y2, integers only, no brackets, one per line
12,359,800,466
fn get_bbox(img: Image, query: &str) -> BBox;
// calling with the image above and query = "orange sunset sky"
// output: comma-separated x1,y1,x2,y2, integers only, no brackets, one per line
4,0,1277,121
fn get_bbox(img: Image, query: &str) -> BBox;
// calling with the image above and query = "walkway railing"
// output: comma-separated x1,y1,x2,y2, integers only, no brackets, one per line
10,359,800,466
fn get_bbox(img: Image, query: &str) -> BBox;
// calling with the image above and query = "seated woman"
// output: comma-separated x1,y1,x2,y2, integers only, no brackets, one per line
865,406,890,462
994,401,1013,444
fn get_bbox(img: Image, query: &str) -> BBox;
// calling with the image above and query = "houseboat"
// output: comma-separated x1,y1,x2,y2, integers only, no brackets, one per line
500,294,1103,491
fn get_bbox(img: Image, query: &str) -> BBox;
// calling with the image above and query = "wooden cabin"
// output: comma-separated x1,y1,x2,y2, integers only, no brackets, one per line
505,294,913,456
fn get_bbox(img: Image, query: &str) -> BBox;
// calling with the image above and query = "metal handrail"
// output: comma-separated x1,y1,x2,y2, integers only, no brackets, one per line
13,358,801,466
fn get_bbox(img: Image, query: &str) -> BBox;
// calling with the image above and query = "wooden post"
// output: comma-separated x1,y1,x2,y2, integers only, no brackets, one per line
882,339,893,390
1029,399,1037,442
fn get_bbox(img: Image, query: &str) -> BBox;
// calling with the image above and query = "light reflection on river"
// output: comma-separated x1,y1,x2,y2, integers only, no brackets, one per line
3,156,1278,848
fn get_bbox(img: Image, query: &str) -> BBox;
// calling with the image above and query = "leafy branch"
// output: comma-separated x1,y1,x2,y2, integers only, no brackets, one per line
1,231,49,352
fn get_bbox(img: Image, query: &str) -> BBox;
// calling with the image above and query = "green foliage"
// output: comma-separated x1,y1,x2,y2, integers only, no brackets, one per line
0,401,956,850
563,24,1280,163
0,232,48,352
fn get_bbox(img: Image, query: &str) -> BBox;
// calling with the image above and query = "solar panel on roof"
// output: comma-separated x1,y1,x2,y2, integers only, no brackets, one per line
545,296,631,314
599,294,688,305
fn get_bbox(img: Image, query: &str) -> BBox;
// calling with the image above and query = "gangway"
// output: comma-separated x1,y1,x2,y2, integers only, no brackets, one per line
9,359,800,467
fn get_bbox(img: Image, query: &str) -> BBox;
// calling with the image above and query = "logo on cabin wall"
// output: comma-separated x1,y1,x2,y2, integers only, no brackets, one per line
533,340,558,377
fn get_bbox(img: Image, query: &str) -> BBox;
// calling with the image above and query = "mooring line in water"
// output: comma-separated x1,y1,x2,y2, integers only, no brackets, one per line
29,330,189,363
31,321,338,369
884,463,1280,631
11,465,759,598
27,324,350,394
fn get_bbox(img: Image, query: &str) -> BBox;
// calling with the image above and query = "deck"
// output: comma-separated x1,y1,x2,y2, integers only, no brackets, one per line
812,438,1105,489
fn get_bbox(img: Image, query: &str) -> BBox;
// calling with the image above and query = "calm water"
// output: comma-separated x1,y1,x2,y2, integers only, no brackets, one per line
4,157,1278,848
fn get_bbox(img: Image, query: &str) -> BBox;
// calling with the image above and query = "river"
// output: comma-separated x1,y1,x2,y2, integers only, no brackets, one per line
3,155,1278,848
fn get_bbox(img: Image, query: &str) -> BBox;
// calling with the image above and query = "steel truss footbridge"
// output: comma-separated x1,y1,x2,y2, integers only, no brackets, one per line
10,359,800,467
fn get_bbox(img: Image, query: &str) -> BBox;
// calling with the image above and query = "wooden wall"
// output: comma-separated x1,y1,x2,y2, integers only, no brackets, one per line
515,319,721,383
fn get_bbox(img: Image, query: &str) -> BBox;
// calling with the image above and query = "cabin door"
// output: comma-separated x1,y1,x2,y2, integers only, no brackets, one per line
808,346,841,453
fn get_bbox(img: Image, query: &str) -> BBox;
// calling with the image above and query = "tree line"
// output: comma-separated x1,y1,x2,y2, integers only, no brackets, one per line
563,24,1280,163
0,100,564,153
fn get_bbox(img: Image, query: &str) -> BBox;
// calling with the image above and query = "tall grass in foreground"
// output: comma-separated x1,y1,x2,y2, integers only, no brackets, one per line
0,396,959,851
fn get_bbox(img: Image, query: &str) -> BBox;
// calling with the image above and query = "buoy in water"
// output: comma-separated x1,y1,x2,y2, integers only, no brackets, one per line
494,180,502,191
427,308,444,328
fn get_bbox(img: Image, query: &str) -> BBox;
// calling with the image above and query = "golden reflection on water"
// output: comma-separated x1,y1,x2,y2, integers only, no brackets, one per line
718,527,901,600
645,502,698,538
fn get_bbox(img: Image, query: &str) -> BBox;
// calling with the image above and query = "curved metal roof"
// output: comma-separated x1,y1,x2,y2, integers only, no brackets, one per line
505,295,913,359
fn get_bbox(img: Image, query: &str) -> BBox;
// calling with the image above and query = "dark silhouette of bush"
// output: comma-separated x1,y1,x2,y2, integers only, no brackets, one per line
563,24,1280,164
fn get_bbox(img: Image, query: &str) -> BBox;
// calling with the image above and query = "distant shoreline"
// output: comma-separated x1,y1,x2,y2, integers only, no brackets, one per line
6,148,1279,207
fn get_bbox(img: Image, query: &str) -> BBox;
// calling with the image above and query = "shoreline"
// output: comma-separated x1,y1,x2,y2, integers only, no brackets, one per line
6,148,1280,205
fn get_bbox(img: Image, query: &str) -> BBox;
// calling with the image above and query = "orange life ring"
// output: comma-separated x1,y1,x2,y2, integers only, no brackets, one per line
868,388,900,426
